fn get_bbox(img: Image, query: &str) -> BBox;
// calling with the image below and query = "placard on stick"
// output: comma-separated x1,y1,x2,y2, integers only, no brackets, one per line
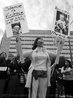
3,3,29,37
53,7,70,39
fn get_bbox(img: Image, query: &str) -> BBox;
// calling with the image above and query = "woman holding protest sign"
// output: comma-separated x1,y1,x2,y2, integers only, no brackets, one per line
24,36,63,98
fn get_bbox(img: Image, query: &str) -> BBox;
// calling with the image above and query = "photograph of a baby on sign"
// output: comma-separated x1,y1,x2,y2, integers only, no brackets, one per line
54,7,70,38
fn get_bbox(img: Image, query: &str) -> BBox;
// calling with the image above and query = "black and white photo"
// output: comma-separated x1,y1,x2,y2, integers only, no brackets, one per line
54,7,69,38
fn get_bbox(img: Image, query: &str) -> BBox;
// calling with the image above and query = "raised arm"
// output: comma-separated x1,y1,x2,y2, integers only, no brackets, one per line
51,39,64,68
61,67,72,74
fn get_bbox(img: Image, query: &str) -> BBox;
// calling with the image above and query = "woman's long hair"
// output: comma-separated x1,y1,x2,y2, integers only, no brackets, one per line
64,59,72,70
32,37,41,50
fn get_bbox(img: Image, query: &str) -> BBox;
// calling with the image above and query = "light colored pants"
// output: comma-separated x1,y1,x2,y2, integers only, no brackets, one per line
31,77,48,98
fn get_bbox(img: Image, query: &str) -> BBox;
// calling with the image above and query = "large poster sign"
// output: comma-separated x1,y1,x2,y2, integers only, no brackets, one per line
54,7,70,38
3,3,29,37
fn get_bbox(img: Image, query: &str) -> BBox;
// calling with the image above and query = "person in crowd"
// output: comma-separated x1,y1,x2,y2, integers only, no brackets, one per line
55,56,65,98
0,52,11,97
61,59,73,98
0,52,7,66
0,52,10,80
24,37,62,98
49,56,65,98
6,55,26,95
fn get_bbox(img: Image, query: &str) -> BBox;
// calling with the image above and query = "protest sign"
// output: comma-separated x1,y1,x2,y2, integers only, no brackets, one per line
53,7,70,39
3,3,29,37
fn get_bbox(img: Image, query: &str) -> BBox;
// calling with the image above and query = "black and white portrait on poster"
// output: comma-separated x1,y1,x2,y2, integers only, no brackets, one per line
11,22,22,35
54,7,70,38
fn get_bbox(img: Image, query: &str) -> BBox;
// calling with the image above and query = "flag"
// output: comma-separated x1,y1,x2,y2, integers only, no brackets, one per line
0,32,11,59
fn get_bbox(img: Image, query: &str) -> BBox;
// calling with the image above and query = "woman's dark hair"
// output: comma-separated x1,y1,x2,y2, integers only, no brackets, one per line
11,22,21,29
59,56,65,67
0,52,7,59
64,59,72,69
32,37,41,50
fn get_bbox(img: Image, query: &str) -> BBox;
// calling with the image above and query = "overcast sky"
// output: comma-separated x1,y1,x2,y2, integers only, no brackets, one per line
0,0,73,42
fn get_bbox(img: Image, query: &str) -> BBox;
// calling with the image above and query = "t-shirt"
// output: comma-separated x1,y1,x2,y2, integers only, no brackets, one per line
32,47,50,71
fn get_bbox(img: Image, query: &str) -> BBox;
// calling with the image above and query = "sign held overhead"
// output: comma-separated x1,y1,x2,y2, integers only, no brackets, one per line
3,3,29,37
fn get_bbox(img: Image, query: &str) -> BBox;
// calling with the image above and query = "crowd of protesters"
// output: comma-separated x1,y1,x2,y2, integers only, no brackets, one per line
0,24,72,98
0,51,31,98
0,37,73,98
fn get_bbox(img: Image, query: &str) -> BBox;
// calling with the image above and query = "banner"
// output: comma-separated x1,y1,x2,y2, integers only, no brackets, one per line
0,32,11,59
3,3,29,37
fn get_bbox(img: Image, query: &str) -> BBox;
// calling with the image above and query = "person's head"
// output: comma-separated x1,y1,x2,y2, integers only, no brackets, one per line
12,23,21,35
12,25,20,34
65,59,72,68
60,14,64,21
8,53,14,61
32,37,44,50
0,52,7,59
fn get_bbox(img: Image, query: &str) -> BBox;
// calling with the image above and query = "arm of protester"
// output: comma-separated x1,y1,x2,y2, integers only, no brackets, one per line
61,67,72,74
